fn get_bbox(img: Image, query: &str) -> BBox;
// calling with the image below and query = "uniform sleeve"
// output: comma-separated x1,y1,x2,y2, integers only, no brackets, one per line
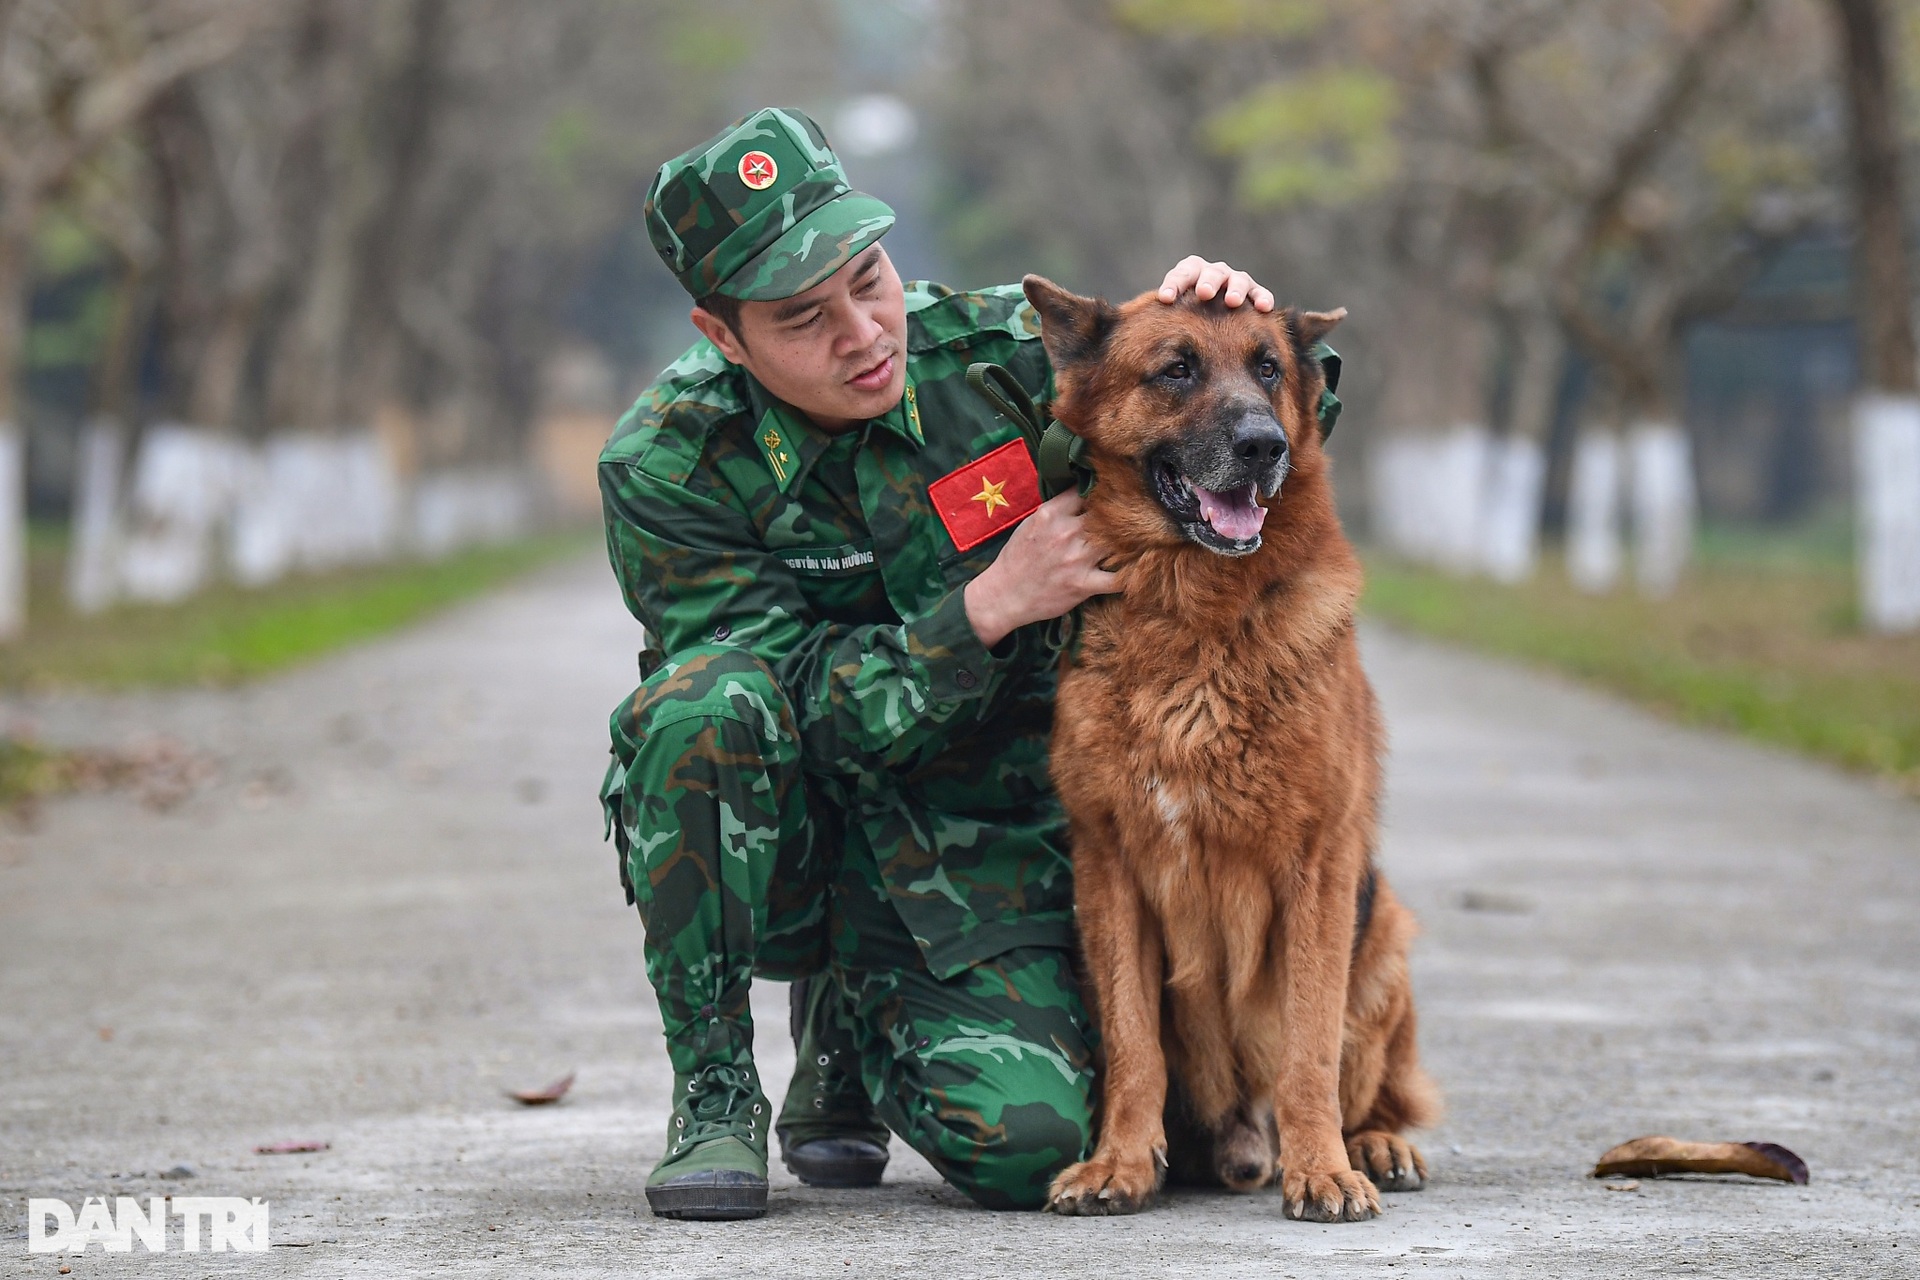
602,459,1019,778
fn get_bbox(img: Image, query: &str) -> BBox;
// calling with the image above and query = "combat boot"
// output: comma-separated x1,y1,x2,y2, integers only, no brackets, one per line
776,977,891,1187
645,1060,772,1220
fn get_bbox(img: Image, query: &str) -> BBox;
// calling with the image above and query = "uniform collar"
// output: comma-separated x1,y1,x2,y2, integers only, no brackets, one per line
744,392,820,494
744,365,923,494
873,371,926,448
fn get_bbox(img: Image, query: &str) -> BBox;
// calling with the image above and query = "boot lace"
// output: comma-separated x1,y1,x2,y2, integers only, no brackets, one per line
678,1063,762,1147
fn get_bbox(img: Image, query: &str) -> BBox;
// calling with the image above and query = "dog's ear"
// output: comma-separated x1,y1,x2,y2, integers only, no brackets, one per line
1023,275,1118,369
1293,307,1347,347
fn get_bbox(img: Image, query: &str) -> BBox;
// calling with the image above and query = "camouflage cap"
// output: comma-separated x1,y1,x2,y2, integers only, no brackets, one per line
644,107,896,302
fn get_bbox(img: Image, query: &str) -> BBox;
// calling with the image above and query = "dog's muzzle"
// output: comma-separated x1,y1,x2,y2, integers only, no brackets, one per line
1150,411,1290,555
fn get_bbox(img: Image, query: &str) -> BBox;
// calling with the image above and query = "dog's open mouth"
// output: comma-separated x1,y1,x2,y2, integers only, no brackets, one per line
1151,459,1266,554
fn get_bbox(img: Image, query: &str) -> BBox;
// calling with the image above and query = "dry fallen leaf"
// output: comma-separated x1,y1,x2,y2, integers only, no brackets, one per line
254,1139,331,1155
508,1072,575,1106
1593,1136,1808,1184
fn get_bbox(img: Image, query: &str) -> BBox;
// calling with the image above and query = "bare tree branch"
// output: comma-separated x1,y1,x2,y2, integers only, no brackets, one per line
26,1,274,203
1568,0,1762,263
1550,0,1766,411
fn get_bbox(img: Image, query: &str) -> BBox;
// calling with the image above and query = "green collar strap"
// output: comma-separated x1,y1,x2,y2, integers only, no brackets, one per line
964,363,1091,498
1312,342,1343,438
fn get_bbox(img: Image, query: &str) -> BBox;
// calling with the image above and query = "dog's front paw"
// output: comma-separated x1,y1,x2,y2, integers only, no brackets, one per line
1346,1130,1428,1192
1046,1148,1165,1216
1280,1167,1381,1222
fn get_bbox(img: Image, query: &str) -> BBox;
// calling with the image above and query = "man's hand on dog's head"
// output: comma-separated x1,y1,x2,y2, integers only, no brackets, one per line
964,257,1269,651
963,491,1120,649
1156,256,1276,312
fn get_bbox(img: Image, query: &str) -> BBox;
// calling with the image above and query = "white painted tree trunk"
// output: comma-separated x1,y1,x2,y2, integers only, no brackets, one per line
1367,426,1493,574
1567,431,1624,593
411,467,534,558
1855,393,1920,632
229,430,404,584
1368,435,1418,559
0,424,23,638
1628,422,1695,598
1479,436,1546,584
119,424,244,604
67,417,126,614
227,445,293,587
1432,424,1490,575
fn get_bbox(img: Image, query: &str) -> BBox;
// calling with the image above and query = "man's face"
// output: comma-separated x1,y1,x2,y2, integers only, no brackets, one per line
693,246,909,432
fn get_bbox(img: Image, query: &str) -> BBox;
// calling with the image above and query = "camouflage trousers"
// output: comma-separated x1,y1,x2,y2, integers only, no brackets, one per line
603,644,1095,1210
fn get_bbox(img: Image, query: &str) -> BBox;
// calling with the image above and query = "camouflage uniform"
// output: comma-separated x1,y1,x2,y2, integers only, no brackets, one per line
604,109,1093,1212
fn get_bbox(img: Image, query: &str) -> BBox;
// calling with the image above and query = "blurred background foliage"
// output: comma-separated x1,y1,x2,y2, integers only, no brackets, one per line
1203,69,1403,209
4,0,1865,487
1,0,1917,791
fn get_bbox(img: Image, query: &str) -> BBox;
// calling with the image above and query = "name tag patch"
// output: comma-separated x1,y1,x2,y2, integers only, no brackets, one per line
777,543,876,575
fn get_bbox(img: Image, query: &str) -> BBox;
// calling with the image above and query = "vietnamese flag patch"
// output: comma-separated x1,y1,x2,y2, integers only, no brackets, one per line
927,439,1043,552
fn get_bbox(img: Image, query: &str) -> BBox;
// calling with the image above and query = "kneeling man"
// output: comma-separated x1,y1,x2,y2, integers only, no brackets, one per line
599,106,1280,1219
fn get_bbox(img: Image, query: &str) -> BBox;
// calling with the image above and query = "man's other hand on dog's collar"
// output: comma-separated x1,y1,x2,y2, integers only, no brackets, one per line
1156,256,1276,313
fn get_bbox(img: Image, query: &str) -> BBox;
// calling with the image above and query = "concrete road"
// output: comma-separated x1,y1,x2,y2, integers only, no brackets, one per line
2,552,1916,1279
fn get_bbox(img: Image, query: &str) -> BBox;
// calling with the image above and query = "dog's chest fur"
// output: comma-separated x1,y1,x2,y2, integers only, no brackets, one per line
1052,565,1372,1002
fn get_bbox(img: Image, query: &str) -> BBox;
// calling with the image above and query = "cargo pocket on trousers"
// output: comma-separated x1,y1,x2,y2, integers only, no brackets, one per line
600,746,636,906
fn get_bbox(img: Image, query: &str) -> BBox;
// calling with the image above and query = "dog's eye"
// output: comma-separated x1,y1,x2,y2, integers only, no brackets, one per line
1159,359,1192,382
1257,358,1280,383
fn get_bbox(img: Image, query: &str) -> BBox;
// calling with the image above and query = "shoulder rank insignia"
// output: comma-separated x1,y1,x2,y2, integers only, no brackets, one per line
758,420,795,486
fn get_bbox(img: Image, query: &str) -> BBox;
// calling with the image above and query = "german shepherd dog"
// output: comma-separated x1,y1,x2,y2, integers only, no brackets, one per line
1025,277,1439,1222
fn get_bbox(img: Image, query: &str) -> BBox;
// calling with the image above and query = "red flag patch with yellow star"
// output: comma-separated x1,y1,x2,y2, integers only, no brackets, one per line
927,439,1043,552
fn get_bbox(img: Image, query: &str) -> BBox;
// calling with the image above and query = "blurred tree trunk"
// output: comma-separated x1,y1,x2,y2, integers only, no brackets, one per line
182,77,287,431
60,152,163,614
1553,0,1761,420
267,3,370,432
0,1,260,636
66,265,146,615
1832,0,1916,395
0,230,27,429
1832,0,1920,632
1480,309,1559,583
1551,0,1760,596
359,0,447,389
1504,314,1563,448
0,228,29,636
1374,273,1495,434
88,223,162,425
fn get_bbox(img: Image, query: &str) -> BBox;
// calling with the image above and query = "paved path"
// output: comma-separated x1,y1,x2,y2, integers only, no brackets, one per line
2,552,1916,1278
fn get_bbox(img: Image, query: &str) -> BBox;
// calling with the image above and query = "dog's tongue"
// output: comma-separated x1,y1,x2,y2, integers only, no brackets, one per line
1194,483,1266,541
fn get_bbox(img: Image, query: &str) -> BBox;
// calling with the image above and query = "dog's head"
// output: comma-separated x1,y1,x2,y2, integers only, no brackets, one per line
1023,275,1343,558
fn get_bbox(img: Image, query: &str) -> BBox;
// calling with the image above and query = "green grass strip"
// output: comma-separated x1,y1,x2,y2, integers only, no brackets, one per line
0,531,596,691
1361,552,1920,796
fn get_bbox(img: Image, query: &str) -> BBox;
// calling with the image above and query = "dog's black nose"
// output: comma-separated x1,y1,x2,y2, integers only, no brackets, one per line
1232,418,1287,466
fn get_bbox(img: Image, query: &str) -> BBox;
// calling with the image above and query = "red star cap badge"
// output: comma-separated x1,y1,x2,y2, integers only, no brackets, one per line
738,151,778,192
